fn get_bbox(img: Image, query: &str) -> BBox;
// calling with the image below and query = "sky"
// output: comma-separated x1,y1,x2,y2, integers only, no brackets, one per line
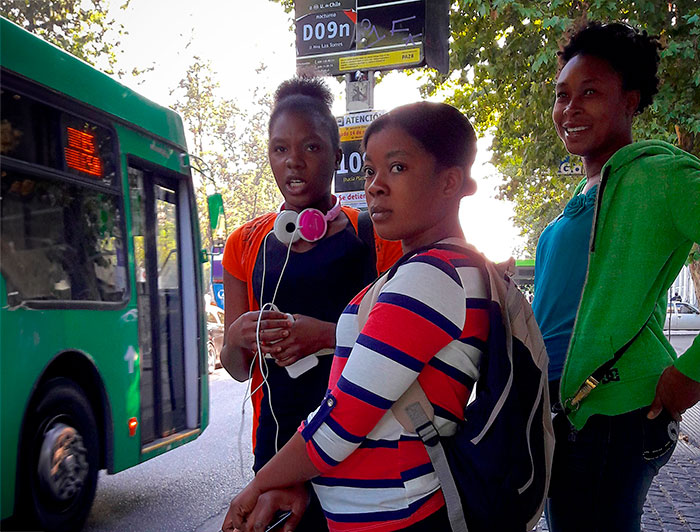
112,0,525,261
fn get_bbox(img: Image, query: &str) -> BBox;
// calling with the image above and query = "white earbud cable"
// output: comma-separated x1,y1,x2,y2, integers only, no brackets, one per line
239,227,297,470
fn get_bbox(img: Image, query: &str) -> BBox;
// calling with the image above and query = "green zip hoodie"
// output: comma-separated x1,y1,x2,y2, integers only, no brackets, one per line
562,140,700,430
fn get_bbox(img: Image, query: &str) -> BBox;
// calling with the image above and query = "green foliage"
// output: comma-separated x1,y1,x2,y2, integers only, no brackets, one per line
225,82,283,229
0,0,136,75
688,243,700,266
425,0,700,255
171,60,281,250
272,0,294,13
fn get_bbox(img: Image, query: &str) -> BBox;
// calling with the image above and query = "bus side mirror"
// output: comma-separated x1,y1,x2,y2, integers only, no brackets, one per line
200,249,209,264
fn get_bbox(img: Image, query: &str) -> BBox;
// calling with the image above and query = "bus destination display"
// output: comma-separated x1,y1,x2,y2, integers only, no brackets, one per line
64,127,104,178
1,88,115,185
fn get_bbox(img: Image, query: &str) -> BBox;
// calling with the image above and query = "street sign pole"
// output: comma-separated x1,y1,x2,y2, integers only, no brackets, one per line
345,70,374,113
338,71,377,209
294,0,449,207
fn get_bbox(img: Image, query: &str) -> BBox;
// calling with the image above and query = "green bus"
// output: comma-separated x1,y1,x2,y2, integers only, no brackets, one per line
1,17,209,531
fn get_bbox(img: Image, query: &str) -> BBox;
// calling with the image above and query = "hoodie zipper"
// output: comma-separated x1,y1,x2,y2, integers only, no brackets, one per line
589,165,611,253
560,164,609,405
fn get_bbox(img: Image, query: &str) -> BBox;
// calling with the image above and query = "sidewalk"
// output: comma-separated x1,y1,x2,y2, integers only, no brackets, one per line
642,402,700,532
537,402,700,532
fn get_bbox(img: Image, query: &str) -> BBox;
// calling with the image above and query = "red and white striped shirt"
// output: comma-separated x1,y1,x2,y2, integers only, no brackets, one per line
300,248,490,531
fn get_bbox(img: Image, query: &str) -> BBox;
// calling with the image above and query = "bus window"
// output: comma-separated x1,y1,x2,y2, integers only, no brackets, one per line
1,171,127,304
1,88,117,185
0,88,126,306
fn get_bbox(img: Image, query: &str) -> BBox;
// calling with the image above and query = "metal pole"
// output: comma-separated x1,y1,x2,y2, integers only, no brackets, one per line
345,70,375,113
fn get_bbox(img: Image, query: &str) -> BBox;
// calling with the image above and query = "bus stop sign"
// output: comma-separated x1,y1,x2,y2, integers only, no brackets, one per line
296,9,356,57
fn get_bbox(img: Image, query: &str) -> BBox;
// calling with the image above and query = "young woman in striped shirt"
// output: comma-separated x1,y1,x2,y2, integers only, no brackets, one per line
222,102,490,532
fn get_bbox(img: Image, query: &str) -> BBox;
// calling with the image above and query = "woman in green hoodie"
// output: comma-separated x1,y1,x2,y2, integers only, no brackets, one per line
532,21,700,531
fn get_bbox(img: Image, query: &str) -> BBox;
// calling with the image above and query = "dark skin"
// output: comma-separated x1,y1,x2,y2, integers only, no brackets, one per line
648,366,700,422
227,483,310,532
552,54,637,193
553,53,700,421
222,123,473,532
220,109,343,381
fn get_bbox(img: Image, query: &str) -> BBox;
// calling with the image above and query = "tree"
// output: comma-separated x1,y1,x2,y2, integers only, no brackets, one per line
222,84,281,229
273,0,293,11
171,60,281,251
0,0,134,75
424,1,700,297
690,244,700,301
171,57,223,157
425,1,698,251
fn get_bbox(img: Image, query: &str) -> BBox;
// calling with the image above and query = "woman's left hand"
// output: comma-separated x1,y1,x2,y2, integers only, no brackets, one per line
221,481,262,532
268,315,335,367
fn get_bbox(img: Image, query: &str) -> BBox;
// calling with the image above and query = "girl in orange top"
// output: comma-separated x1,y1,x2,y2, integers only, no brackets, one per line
220,76,401,530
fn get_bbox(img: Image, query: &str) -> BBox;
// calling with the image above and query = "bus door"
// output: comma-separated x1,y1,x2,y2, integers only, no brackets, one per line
128,163,198,445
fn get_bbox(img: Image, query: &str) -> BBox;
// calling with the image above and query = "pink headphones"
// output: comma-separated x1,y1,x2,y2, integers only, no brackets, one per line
273,196,342,245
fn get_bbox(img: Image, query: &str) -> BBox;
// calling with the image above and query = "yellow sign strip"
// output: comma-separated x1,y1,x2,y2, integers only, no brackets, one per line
339,47,421,72
339,125,368,142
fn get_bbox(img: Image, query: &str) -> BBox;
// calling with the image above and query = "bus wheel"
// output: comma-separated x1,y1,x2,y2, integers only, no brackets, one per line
208,341,217,374
20,378,99,532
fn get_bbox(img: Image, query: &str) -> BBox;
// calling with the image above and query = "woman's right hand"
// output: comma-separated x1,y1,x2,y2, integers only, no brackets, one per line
226,310,293,355
241,485,310,532
222,272,293,381
221,482,309,532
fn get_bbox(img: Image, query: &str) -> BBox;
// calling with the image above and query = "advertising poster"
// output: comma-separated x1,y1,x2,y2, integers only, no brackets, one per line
334,110,384,200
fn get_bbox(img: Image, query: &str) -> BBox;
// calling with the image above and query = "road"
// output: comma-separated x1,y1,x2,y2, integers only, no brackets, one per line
84,369,253,532
667,331,696,355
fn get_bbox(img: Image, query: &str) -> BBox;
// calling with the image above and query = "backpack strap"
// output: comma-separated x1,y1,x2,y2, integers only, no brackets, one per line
386,239,517,444
391,380,434,433
357,210,377,277
356,268,387,325
404,401,470,532
564,313,653,414
390,383,468,532
380,240,476,532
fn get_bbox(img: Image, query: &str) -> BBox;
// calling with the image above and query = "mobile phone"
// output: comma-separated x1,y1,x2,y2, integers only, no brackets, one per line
264,510,293,532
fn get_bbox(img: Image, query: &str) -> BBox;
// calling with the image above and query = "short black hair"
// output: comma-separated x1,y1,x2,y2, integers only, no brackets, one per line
559,21,662,113
362,102,477,170
269,76,340,151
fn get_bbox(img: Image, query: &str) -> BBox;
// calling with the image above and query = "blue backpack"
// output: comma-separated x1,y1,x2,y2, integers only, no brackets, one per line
360,241,554,532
